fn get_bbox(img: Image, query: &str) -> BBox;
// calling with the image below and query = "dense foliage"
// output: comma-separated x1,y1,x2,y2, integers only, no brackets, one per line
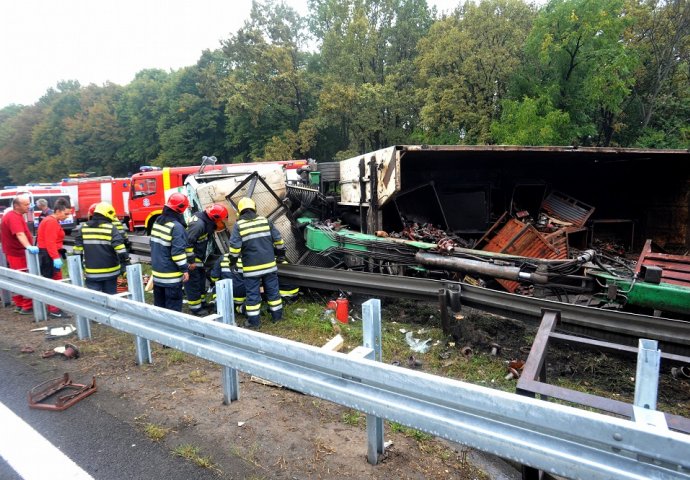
0,0,687,183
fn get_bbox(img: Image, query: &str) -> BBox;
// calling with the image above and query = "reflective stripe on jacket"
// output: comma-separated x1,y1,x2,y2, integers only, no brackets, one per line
150,219,188,286
185,212,215,267
73,216,127,279
228,212,285,278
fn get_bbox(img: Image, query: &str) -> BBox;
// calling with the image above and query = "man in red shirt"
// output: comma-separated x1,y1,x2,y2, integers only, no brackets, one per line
0,195,39,314
37,198,70,318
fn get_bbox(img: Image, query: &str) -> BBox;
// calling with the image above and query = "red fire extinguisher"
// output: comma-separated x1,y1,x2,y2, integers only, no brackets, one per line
335,297,349,323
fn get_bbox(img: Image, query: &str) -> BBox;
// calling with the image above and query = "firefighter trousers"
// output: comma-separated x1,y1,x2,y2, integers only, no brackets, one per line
184,267,206,312
244,272,282,326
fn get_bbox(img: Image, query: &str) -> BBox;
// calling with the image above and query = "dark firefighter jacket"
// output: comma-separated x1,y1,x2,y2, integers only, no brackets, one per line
228,210,285,278
114,220,132,252
185,211,216,267
73,213,129,279
150,207,189,286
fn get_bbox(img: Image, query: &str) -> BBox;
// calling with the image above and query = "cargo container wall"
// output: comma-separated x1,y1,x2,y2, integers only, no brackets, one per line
335,145,690,251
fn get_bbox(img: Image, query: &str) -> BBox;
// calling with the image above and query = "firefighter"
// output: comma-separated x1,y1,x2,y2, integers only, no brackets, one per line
228,197,285,328
209,253,246,316
73,202,129,294
210,253,299,317
87,203,132,252
150,193,190,312
184,203,229,316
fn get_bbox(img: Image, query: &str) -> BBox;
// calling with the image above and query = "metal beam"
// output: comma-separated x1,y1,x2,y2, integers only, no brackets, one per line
0,266,688,479
278,264,690,353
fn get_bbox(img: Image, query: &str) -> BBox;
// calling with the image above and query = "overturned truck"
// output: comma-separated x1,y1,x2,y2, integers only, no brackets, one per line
287,145,690,318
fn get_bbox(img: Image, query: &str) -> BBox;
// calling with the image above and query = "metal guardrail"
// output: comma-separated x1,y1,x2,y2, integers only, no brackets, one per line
278,264,690,354
65,235,690,353
1,261,689,479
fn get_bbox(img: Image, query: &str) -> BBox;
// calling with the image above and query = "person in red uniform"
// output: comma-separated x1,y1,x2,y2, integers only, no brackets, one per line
0,195,39,314
36,198,70,318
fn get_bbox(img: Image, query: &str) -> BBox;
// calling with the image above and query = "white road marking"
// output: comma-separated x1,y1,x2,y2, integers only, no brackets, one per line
0,401,94,479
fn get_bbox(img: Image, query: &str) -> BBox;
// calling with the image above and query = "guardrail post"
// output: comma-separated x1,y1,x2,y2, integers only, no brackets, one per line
632,338,667,429
0,252,11,307
127,263,152,365
216,279,239,403
26,250,46,322
67,255,91,339
362,298,384,465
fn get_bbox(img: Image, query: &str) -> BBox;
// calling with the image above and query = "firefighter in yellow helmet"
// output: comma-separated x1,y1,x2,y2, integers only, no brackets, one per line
73,202,129,294
228,197,285,328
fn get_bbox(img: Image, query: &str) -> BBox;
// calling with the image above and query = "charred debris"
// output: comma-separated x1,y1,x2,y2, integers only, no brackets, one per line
282,145,690,319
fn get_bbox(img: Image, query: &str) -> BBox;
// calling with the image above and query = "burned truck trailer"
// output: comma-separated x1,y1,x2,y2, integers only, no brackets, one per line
291,145,690,317
329,145,690,250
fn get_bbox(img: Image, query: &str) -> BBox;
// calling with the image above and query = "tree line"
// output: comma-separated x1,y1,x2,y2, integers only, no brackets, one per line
0,0,687,184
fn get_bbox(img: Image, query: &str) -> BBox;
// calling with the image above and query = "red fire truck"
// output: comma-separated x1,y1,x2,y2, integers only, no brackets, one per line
60,176,131,223
128,160,307,233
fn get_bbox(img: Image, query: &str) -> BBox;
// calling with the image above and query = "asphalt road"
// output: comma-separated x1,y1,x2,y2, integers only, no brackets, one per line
0,348,224,480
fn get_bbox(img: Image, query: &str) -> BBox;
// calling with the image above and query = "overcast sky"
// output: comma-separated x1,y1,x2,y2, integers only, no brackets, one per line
0,0,463,109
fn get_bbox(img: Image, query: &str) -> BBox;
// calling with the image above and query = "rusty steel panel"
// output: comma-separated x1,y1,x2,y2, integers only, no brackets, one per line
635,239,690,288
481,218,566,292
543,229,569,258
541,191,595,228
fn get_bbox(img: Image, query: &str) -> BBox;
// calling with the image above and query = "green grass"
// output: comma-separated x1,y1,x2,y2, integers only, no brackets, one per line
163,349,187,364
143,423,170,442
389,422,433,442
188,369,209,383
260,297,520,392
341,409,363,427
172,444,218,470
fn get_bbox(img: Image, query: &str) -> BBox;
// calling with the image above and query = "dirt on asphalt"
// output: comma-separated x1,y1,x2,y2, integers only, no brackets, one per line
2,297,689,479
0,304,520,480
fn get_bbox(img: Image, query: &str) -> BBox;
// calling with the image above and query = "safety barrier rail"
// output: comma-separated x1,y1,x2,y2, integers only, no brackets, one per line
0,257,688,479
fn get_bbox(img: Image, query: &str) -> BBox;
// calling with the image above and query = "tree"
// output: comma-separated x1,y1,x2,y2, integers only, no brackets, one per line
156,66,228,166
0,104,42,183
518,0,640,145
220,0,314,161
60,83,126,177
491,96,572,144
415,0,535,144
29,81,83,173
310,0,435,155
116,69,169,174
620,0,690,146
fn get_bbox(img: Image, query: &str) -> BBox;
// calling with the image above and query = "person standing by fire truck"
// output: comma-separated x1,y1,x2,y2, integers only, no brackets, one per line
228,197,286,328
184,203,229,316
150,193,190,312
1,195,39,314
36,198,70,318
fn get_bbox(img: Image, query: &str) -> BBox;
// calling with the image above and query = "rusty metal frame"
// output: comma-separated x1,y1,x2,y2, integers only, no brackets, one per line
28,373,97,411
634,239,690,288
517,310,690,434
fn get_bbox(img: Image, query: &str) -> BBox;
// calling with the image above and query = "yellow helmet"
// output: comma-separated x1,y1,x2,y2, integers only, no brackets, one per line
237,197,256,213
94,202,117,221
